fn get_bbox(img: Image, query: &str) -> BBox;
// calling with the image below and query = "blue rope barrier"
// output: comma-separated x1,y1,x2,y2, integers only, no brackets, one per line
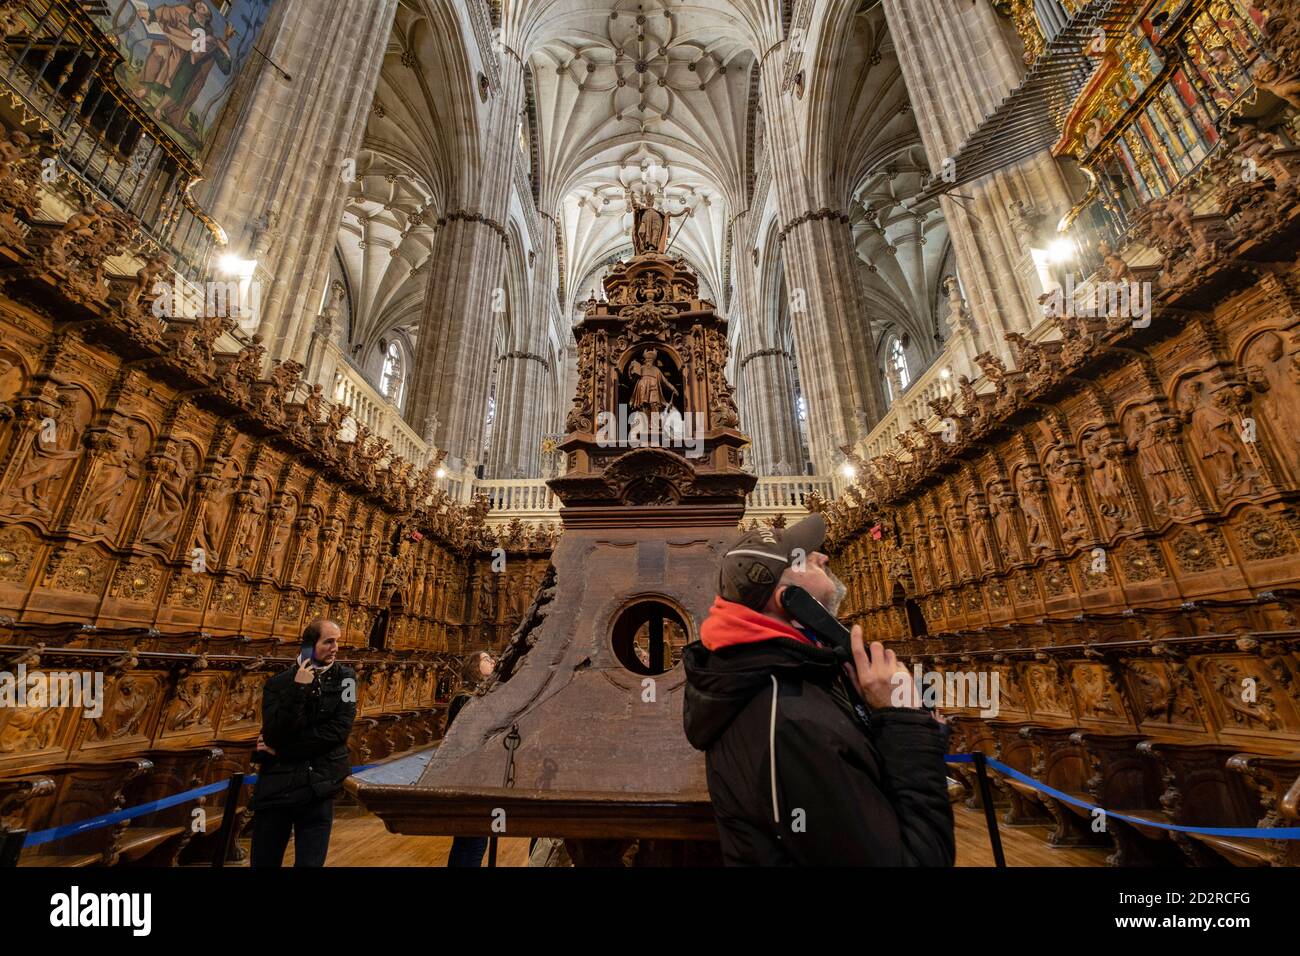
24,749,1290,852
21,764,376,848
946,753,1300,839
24,779,232,848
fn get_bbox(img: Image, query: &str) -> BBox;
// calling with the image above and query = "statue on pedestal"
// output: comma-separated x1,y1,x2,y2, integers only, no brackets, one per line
627,190,689,255
628,347,678,415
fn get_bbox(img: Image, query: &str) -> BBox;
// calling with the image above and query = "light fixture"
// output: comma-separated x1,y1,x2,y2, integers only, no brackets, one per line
939,367,951,381
218,254,258,278
840,462,857,480
1047,236,1075,263
434,467,447,479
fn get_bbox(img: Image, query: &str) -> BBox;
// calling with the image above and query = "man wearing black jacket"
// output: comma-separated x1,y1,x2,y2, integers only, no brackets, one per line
683,514,955,866
249,618,358,867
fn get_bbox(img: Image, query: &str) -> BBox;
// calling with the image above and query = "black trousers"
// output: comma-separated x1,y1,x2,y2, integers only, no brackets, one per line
447,836,489,867
250,796,335,867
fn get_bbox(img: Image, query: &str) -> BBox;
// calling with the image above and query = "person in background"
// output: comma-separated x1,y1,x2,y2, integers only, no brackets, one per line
445,649,497,867
249,618,357,867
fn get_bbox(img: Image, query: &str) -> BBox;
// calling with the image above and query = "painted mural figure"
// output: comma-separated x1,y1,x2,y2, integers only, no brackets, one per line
134,3,236,134
95,1,274,156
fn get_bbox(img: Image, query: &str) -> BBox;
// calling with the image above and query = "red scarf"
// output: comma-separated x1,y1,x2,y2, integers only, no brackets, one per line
698,596,815,651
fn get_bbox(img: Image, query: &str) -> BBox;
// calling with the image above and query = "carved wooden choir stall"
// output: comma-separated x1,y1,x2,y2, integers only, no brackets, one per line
823,0,1300,867
0,102,556,863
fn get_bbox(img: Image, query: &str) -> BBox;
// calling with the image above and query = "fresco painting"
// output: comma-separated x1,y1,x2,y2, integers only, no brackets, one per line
89,1,275,158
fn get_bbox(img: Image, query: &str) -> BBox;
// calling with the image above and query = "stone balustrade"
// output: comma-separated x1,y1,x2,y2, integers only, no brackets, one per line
321,342,429,467
436,472,834,528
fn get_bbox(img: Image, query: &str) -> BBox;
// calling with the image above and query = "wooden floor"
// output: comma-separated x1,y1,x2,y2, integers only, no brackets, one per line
952,804,1109,867
233,803,1108,867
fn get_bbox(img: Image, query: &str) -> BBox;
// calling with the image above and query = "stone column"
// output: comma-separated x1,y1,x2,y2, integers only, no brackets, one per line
486,218,561,478
881,0,1079,353
197,0,399,366
406,53,525,471
303,280,346,389
729,209,805,474
739,348,805,475
758,64,887,474
487,351,552,478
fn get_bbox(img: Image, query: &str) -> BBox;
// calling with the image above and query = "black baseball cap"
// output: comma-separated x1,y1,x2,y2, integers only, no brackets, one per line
718,513,827,610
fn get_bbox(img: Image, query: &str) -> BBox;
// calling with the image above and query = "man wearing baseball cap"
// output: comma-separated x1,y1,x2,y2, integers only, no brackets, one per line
682,513,955,865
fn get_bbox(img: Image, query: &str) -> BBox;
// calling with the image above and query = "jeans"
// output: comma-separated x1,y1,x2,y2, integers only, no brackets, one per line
447,835,489,867
250,796,335,867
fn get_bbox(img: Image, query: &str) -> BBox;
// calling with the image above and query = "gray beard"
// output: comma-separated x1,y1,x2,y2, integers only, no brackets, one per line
824,570,848,616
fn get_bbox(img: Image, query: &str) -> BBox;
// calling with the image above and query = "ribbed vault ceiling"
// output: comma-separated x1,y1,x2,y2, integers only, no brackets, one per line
521,0,756,312
336,0,946,374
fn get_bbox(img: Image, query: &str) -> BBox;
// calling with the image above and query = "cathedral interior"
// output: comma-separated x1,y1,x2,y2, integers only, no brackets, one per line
0,0,1299,883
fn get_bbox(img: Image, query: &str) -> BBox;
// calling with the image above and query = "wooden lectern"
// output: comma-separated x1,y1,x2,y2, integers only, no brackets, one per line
350,243,755,865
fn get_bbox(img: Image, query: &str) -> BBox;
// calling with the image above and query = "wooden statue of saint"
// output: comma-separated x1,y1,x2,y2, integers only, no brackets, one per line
628,347,678,415
627,190,689,255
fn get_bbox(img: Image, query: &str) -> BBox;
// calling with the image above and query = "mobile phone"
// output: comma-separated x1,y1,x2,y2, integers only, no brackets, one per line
781,586,934,712
779,585,862,661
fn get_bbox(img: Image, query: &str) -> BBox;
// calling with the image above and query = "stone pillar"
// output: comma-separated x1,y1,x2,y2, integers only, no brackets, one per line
488,352,552,478
303,280,346,389
739,348,805,475
485,212,559,478
758,64,887,474
406,53,525,471
483,210,553,478
197,0,399,366
881,0,1078,353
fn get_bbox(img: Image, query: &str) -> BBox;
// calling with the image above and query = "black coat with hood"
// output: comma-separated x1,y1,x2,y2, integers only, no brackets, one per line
249,660,358,810
683,633,955,866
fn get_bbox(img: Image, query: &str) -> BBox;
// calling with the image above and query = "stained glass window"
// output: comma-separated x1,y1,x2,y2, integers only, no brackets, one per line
379,339,404,404
890,336,910,391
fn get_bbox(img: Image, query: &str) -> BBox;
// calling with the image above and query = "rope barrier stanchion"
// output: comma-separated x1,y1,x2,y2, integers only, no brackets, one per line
210,773,245,868
971,751,1007,868
0,828,26,867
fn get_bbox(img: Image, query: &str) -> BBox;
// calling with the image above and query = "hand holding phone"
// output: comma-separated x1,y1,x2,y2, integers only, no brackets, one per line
780,584,928,713
293,652,316,684
778,585,863,660
847,626,917,711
